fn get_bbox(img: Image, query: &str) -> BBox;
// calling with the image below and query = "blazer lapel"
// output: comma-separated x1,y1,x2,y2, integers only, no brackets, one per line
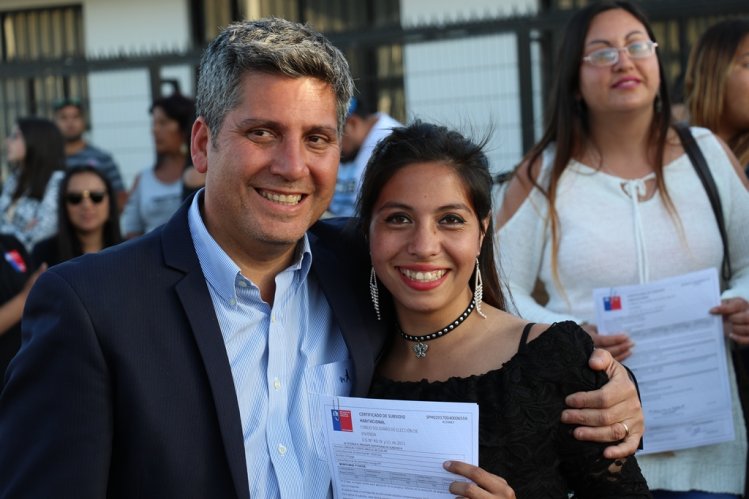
161,201,249,498
309,221,388,397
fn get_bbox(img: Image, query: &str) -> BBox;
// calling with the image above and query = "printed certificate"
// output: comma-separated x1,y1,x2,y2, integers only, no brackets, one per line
593,267,734,454
319,395,479,498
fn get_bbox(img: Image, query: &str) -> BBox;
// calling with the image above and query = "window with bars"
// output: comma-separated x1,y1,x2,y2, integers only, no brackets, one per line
0,5,86,141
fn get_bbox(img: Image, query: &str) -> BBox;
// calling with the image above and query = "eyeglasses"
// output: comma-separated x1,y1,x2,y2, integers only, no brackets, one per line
583,41,658,67
65,190,107,205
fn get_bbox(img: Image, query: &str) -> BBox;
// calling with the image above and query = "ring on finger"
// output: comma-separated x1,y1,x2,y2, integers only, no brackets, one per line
620,421,630,439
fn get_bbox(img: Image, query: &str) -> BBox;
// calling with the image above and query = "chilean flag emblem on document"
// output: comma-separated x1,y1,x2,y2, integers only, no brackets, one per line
603,295,622,311
331,409,353,432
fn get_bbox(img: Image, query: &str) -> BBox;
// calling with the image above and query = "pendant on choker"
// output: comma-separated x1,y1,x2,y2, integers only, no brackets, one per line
397,299,476,359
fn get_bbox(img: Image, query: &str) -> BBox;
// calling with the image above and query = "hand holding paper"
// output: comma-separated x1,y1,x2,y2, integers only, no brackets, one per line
320,395,479,499
593,268,733,454
711,297,749,345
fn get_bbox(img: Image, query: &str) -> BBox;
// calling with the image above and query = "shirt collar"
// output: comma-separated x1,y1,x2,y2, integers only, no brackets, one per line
187,190,313,302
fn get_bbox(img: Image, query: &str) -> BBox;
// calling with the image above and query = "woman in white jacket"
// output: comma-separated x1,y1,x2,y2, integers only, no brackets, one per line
495,2,749,498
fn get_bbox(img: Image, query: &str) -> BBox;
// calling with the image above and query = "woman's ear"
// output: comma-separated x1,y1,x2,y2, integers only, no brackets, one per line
478,215,491,251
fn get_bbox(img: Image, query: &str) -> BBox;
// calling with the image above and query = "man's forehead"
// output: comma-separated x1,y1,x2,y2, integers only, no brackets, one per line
231,73,338,120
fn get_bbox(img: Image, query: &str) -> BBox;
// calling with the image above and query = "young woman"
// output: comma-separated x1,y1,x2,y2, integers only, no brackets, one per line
360,121,651,498
685,19,749,173
32,165,122,267
0,118,66,251
496,2,749,497
121,92,195,238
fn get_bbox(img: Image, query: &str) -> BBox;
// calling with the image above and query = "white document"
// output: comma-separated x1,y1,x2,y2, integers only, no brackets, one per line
319,395,479,499
593,268,734,454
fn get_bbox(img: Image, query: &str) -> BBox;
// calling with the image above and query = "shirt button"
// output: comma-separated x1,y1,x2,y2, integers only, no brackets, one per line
278,444,287,455
273,378,281,390
271,314,276,323
229,298,236,306
237,280,248,288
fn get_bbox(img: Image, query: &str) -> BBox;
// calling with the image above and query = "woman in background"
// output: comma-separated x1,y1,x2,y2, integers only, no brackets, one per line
33,165,122,267
121,92,195,238
496,2,749,497
0,118,66,251
686,21,749,497
685,19,749,174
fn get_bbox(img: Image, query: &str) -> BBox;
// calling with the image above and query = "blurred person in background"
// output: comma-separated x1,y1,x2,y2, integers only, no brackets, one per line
685,20,749,497
121,92,195,238
53,98,128,212
0,234,43,383
496,2,749,497
0,118,66,251
32,165,122,267
685,19,749,175
326,96,401,217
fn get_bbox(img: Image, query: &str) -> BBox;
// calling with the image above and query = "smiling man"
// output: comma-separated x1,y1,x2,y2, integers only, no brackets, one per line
0,17,644,499
0,18,370,499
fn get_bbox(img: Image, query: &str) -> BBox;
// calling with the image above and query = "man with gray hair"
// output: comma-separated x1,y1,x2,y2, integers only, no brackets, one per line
0,17,643,499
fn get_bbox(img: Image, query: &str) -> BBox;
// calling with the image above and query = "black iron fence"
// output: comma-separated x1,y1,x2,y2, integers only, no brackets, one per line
1,0,748,176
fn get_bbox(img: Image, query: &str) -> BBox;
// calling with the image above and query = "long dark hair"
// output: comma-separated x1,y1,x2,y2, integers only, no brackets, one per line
521,0,673,289
686,19,749,167
150,92,195,170
12,117,66,201
355,120,505,315
55,165,122,261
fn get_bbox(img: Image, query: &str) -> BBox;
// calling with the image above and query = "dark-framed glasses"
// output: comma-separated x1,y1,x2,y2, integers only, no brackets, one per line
583,41,658,67
65,190,107,205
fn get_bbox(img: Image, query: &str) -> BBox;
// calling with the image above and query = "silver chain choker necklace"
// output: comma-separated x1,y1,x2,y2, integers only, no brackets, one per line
397,299,476,359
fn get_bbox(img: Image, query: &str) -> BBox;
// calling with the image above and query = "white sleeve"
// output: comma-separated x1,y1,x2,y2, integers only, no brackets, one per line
120,175,144,235
20,172,64,249
496,188,581,324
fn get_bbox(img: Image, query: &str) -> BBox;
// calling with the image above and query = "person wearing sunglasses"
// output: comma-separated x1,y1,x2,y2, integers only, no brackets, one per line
496,1,749,498
32,165,122,267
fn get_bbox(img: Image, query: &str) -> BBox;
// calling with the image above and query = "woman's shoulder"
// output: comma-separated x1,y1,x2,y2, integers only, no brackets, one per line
676,125,749,189
504,321,608,399
521,321,595,368
496,146,557,228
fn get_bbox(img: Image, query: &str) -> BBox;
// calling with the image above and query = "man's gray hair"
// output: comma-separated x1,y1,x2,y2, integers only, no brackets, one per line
196,17,354,140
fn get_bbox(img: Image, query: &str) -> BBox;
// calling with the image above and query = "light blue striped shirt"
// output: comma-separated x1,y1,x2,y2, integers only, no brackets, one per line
188,192,352,498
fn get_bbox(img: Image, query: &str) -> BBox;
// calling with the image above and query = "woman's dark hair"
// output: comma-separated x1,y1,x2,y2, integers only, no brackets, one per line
55,165,122,262
520,0,673,289
686,19,749,167
13,117,66,201
355,120,505,313
150,92,196,169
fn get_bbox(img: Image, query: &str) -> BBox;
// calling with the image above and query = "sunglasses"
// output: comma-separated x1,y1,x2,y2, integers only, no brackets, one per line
65,190,107,205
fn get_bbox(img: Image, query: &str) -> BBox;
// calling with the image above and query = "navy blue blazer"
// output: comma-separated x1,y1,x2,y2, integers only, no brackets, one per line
0,199,387,499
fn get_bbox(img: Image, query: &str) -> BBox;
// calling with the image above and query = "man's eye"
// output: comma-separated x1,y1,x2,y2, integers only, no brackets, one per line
307,135,332,148
248,129,273,140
